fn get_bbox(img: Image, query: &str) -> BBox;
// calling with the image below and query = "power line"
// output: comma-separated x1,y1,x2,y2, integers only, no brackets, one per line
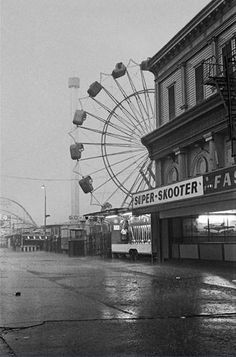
1,175,77,182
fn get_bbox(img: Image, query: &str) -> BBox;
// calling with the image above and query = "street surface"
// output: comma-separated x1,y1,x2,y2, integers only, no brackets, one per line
0,248,235,356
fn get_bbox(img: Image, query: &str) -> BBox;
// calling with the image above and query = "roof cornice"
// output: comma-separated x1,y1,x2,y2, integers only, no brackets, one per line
148,0,234,72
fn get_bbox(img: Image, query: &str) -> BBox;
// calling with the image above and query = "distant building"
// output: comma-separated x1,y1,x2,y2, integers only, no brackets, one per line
132,0,236,262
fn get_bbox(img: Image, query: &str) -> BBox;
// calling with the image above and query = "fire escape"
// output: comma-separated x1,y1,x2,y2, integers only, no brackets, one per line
203,48,236,157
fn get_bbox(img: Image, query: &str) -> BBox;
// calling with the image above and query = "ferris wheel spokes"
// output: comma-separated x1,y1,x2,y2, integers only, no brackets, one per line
139,161,156,189
121,170,146,207
91,96,144,137
93,67,152,136
126,70,150,127
75,148,148,198
101,150,149,195
78,125,136,144
101,86,148,134
86,111,139,139
140,69,155,122
79,147,145,166
70,58,155,210
112,79,151,134
94,153,147,196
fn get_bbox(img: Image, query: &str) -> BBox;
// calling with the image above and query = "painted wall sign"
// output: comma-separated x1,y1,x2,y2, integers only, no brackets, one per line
203,166,236,194
132,176,204,209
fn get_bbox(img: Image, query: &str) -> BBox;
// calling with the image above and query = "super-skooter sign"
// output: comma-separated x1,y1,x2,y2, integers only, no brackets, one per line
132,176,204,209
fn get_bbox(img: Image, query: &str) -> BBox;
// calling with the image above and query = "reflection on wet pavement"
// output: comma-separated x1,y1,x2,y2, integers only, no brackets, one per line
1,250,235,356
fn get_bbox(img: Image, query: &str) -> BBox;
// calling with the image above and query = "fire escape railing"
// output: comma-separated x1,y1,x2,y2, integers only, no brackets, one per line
203,48,236,157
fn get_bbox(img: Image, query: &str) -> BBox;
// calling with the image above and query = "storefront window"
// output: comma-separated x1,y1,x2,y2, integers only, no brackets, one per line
182,210,236,243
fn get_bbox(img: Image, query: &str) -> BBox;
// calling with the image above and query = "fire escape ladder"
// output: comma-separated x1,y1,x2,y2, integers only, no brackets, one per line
203,52,236,156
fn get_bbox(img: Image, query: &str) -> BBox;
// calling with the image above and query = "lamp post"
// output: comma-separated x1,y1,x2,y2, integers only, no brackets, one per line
41,185,50,238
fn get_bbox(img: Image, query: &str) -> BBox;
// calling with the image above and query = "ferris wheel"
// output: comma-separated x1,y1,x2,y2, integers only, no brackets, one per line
69,59,156,212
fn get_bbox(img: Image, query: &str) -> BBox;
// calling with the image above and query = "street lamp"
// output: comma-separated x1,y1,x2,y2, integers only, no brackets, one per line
41,185,50,238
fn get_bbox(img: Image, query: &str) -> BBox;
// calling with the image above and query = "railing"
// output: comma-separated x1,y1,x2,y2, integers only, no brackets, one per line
203,55,217,83
203,48,236,84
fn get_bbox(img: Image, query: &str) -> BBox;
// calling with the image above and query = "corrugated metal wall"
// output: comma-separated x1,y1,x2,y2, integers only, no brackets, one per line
186,45,213,109
159,68,182,126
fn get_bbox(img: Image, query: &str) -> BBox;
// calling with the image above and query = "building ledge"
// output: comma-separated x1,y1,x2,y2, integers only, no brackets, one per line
141,94,226,160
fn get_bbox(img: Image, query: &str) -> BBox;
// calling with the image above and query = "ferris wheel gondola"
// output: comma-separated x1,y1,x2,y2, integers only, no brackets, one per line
69,59,156,212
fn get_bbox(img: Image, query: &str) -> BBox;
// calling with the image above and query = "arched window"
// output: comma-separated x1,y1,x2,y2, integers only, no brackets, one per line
192,154,208,176
166,166,178,184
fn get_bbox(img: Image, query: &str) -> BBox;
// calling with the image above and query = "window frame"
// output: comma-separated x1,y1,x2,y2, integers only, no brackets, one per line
168,82,176,120
221,37,236,75
195,62,204,104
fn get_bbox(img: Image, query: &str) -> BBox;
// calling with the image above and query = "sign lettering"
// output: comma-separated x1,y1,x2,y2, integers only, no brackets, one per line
203,166,236,194
132,177,203,209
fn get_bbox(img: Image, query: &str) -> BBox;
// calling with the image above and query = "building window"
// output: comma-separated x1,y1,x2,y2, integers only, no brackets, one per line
195,63,204,104
222,37,236,75
168,84,175,120
225,139,235,166
196,155,208,174
192,153,208,177
167,167,178,184
182,211,236,244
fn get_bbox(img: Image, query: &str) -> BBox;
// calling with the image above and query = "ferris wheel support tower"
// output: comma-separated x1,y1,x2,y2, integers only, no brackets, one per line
68,77,80,218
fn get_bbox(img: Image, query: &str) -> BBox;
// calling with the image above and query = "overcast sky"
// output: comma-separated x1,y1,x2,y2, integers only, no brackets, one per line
1,0,211,226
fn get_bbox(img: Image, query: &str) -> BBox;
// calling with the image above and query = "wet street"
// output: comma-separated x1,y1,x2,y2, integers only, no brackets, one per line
0,248,236,356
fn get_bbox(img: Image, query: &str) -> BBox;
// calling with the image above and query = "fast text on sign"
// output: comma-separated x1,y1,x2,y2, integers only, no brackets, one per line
203,166,236,194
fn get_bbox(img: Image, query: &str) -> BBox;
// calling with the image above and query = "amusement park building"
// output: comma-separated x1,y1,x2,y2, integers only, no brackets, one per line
132,0,236,262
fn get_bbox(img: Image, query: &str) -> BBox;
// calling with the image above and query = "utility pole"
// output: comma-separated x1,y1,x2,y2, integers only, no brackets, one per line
41,185,50,237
